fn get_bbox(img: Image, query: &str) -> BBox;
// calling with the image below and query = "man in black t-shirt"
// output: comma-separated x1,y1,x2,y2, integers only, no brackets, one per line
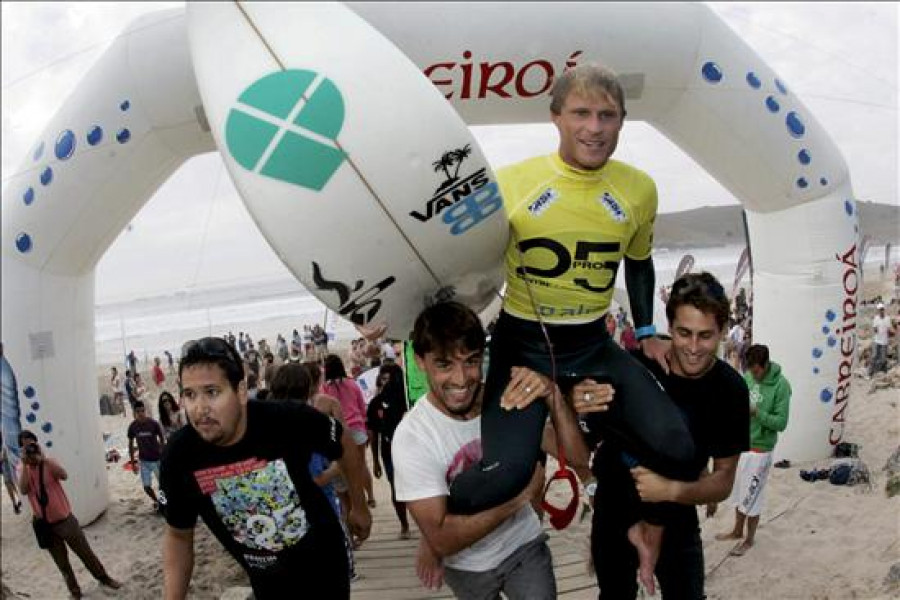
160,337,372,599
127,400,166,512
580,272,749,598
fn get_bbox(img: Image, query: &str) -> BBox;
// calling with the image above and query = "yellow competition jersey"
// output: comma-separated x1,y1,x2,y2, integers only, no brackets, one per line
499,153,657,323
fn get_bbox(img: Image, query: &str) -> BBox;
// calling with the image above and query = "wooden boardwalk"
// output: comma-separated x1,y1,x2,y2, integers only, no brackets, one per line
350,474,599,599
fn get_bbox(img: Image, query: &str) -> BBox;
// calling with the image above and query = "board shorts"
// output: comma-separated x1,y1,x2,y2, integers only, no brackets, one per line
729,450,773,517
140,459,160,488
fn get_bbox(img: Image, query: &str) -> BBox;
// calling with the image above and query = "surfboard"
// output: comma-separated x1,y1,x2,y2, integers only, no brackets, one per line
187,2,508,338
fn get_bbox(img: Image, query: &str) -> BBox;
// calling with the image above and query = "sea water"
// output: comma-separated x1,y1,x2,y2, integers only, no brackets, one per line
94,244,896,366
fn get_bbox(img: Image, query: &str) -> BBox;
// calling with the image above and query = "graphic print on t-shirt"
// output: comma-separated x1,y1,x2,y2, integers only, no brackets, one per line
445,439,482,483
194,458,309,552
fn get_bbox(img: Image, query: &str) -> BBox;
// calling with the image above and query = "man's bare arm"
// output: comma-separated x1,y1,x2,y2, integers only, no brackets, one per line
163,525,195,600
632,456,739,505
406,467,540,558
336,428,372,542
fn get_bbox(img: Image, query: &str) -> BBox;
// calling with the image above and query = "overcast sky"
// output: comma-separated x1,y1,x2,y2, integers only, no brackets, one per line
2,2,897,304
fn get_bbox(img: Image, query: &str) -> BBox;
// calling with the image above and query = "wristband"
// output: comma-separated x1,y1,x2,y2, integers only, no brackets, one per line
635,325,657,340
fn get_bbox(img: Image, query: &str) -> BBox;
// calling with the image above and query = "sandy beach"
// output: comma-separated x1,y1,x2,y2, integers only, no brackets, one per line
3,276,899,599
1,378,897,599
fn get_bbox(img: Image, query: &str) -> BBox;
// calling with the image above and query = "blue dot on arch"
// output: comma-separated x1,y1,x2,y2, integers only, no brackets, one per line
41,422,53,434
797,177,808,189
33,142,44,162
40,166,53,186
798,149,811,165
87,126,103,146
820,388,833,403
746,72,761,89
812,348,823,359
26,413,36,424
827,336,837,348
55,130,76,160
786,112,805,138
844,200,854,216
775,79,788,95
825,310,837,322
31,402,40,411
116,128,131,144
23,386,35,398
120,100,130,111
15,233,33,253
702,62,723,83
813,367,820,375
820,177,828,186
766,96,780,112
822,326,830,335
23,187,34,206
45,441,53,448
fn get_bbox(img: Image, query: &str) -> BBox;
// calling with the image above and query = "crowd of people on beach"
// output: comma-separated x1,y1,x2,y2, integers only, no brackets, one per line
2,62,898,600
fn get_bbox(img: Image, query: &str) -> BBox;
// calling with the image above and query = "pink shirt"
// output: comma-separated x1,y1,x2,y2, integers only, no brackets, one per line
323,378,367,433
22,458,72,523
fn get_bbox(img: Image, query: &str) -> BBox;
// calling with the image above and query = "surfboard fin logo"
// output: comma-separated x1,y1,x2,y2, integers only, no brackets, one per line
226,70,346,192
311,262,396,325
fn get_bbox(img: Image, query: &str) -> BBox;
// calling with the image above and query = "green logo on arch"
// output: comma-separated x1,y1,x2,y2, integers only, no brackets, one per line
226,70,346,191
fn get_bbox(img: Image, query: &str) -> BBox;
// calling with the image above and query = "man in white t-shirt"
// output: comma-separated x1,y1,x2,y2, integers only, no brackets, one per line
392,301,589,599
869,303,895,376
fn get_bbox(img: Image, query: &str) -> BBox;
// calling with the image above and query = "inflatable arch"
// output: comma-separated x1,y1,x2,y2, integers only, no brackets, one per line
1,3,858,521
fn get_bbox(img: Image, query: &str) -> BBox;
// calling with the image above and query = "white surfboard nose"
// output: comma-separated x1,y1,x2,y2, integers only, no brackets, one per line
187,1,507,337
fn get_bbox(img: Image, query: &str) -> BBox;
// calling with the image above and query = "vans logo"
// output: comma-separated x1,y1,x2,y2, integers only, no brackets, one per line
410,145,503,234
598,192,627,222
528,188,558,217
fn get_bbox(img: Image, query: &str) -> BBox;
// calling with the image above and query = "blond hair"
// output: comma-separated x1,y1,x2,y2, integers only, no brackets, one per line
550,62,626,116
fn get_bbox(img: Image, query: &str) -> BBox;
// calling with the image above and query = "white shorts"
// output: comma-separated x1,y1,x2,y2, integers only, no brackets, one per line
728,451,773,517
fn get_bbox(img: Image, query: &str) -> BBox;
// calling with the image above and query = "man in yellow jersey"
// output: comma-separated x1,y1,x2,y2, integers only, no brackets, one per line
447,63,695,522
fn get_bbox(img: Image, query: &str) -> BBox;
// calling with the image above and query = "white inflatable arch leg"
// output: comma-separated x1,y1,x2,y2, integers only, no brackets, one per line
2,3,855,518
2,9,213,522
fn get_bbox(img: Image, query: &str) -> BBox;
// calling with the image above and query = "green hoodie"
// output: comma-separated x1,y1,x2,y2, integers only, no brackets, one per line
744,362,791,451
